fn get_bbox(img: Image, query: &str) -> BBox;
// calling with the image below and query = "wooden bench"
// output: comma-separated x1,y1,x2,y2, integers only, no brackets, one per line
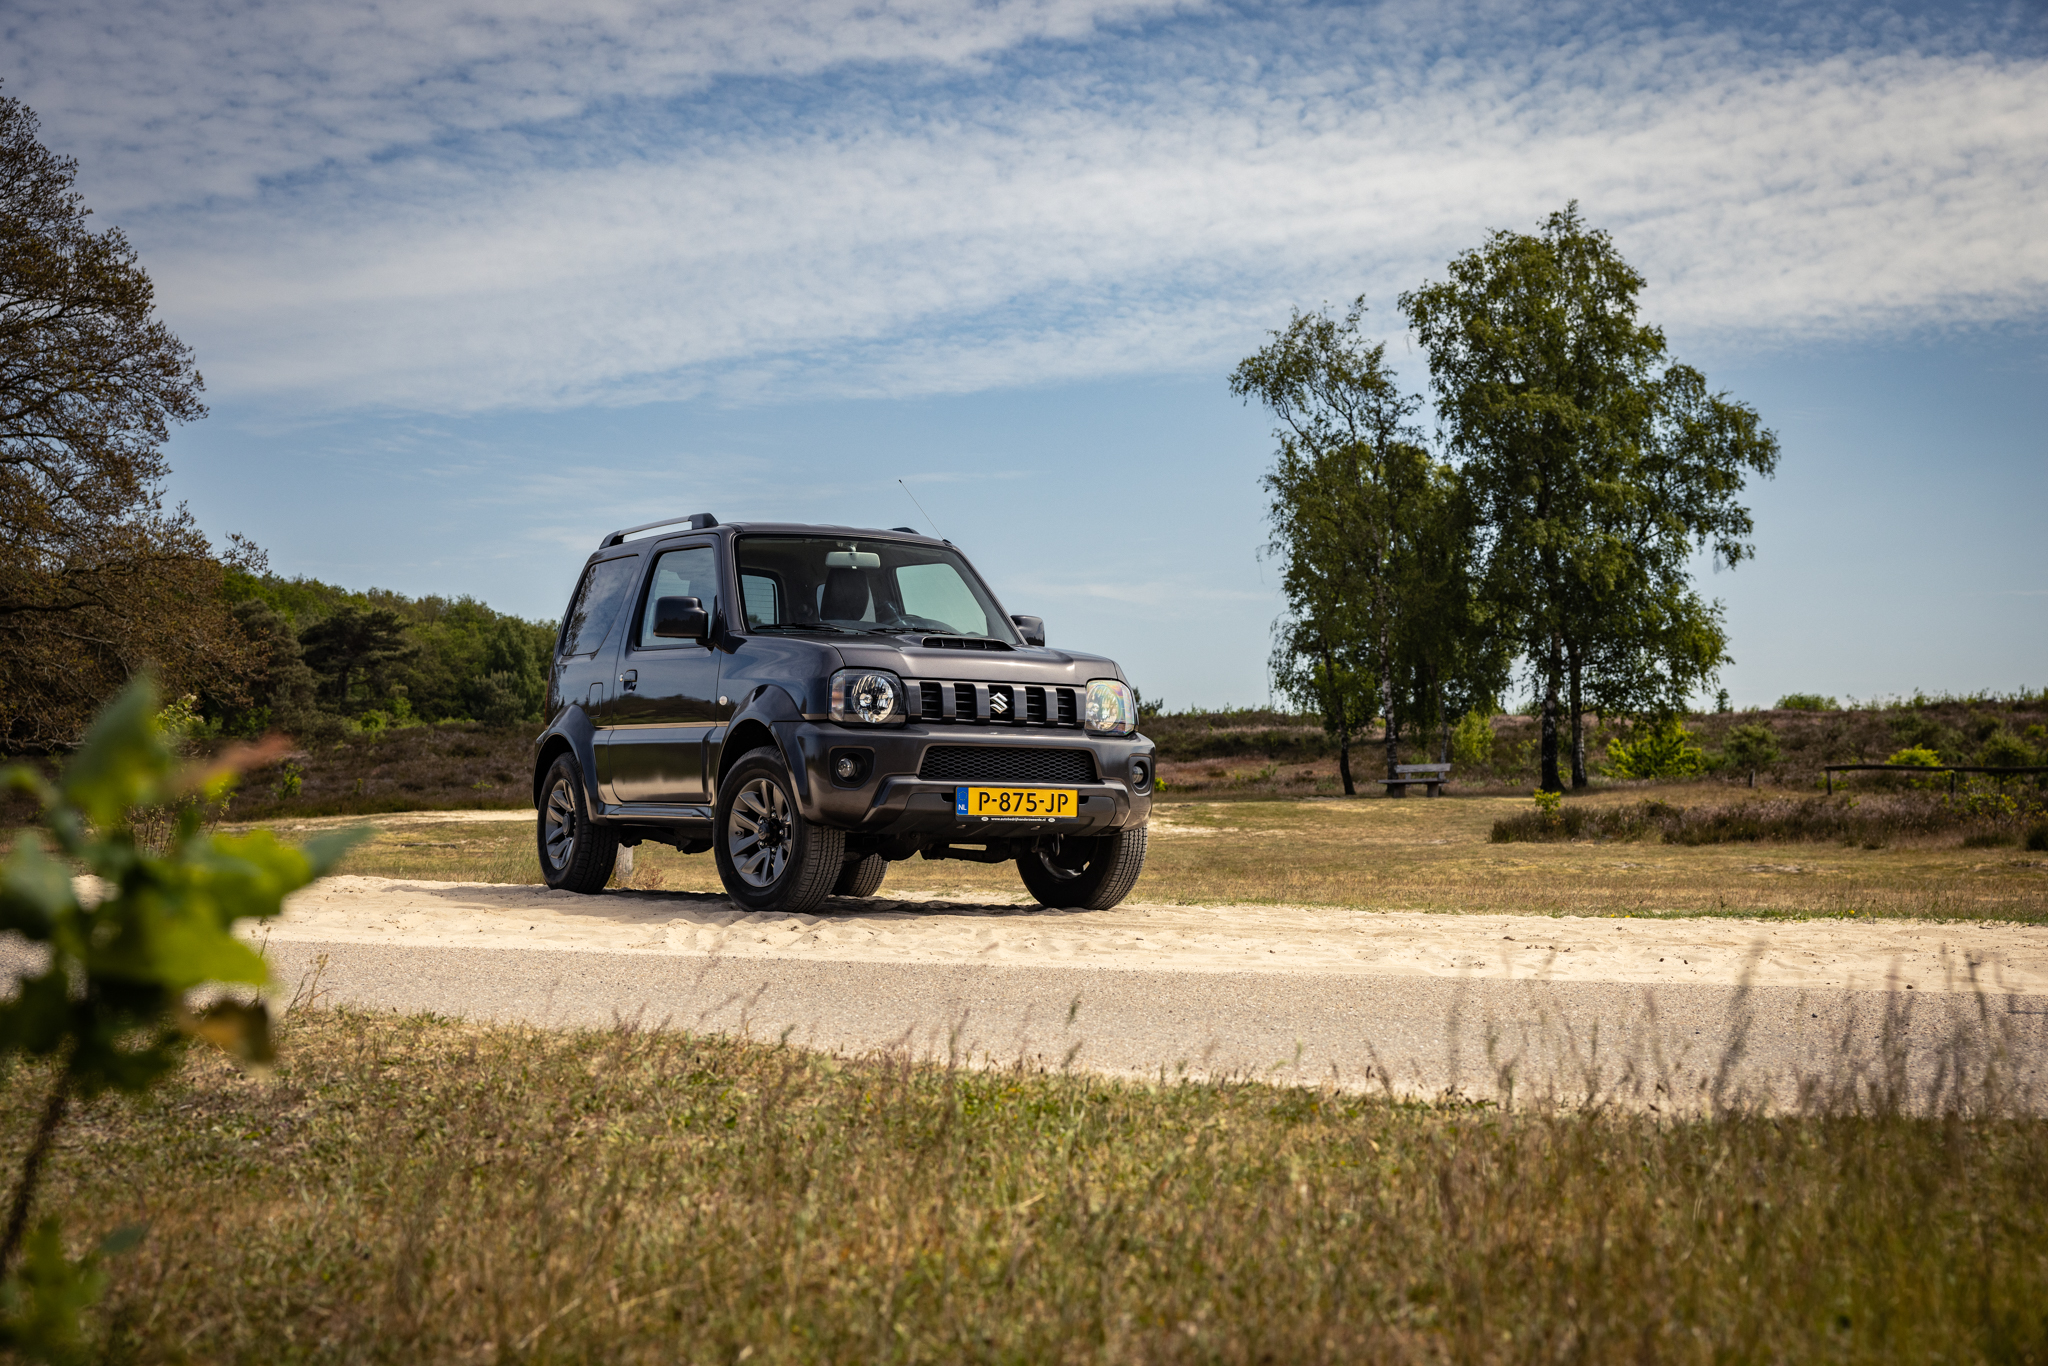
1376,763,1451,797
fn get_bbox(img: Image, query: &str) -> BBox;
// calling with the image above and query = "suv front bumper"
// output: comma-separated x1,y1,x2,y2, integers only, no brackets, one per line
779,721,1154,838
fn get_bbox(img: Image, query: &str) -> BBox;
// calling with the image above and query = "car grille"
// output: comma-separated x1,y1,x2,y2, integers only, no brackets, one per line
909,680,1081,727
919,746,1097,784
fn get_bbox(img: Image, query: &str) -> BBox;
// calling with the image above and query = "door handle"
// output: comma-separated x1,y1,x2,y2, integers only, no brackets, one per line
620,669,638,691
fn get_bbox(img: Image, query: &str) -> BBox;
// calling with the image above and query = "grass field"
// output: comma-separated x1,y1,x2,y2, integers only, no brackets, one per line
316,788,2048,923
5,1006,2041,1364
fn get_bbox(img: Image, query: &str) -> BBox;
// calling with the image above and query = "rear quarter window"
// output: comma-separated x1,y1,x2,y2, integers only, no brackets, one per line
558,555,640,656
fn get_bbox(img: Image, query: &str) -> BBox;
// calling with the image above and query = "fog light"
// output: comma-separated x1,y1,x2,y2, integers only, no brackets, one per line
836,756,860,781
1131,758,1151,789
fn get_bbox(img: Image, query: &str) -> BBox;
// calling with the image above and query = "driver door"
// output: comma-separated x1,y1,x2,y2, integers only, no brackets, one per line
597,541,724,804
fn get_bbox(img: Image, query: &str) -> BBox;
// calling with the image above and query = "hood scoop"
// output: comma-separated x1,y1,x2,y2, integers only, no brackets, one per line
921,636,1012,651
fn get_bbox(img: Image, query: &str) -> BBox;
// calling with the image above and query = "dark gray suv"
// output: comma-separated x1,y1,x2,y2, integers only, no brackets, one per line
533,514,1155,914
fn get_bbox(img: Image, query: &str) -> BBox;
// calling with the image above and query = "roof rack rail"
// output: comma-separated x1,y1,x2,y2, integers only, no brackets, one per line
600,513,718,549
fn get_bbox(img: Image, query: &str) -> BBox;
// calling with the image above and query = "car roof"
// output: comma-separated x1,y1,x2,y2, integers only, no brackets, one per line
592,519,949,560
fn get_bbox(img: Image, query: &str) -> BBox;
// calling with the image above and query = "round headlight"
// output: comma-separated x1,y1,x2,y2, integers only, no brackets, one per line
1085,679,1135,736
830,669,904,725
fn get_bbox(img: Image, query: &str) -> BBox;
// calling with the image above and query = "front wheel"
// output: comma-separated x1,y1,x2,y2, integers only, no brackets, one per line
714,749,847,914
538,753,618,893
1016,826,1147,910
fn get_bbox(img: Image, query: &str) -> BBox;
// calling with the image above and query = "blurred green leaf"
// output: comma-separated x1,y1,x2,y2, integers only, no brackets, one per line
2,675,362,1343
58,680,173,832
0,1218,109,1365
0,836,76,940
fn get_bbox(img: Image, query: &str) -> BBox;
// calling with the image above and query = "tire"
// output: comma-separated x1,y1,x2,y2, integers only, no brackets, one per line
538,753,618,894
714,748,847,914
1016,825,1148,910
833,853,888,899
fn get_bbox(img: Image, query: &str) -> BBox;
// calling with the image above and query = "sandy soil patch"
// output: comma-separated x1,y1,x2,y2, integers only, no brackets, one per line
259,876,2048,997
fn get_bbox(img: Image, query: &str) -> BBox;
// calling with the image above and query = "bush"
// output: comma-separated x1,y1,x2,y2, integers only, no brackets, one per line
2028,822,2048,853
1720,723,1780,786
1603,719,1706,780
1980,730,2037,769
1492,792,2042,847
1776,693,1838,711
1450,709,1496,769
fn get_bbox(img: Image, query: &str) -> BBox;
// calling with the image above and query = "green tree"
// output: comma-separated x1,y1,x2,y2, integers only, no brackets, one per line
0,90,257,751
298,604,415,713
1235,299,1474,789
1401,204,1777,791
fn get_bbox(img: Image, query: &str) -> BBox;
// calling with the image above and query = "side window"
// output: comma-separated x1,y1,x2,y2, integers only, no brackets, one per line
741,573,781,627
558,555,640,656
637,545,718,647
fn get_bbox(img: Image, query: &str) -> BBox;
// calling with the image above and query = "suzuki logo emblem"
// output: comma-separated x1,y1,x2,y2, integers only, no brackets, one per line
990,691,1009,715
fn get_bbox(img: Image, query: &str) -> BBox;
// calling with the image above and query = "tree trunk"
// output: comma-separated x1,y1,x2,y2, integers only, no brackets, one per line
1381,628,1398,782
1540,636,1563,793
1569,650,1588,790
1323,646,1354,796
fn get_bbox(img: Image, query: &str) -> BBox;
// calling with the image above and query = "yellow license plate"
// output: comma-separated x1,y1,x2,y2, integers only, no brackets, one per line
955,786,1078,820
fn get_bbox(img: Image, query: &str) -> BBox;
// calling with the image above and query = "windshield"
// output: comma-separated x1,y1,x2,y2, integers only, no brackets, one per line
734,535,1016,642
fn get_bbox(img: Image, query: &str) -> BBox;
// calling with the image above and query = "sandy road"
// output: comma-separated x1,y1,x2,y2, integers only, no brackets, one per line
244,875,2048,1108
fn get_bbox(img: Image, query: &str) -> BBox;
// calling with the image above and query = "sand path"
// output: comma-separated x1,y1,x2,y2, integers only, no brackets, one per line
266,875,2048,997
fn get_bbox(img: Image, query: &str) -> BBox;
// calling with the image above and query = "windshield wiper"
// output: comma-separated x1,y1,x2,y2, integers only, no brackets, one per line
749,623,854,634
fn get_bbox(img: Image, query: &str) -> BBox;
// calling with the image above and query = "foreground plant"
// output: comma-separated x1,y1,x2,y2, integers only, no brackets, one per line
0,679,357,1360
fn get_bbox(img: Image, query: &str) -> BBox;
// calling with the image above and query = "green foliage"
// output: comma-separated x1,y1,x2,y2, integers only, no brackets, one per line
1399,204,1777,788
1604,718,1706,779
1532,788,1563,819
1236,298,1505,784
0,678,359,1355
1776,693,1838,711
218,570,557,732
1720,722,1780,782
1450,709,1498,769
1980,729,2036,769
1885,746,1942,768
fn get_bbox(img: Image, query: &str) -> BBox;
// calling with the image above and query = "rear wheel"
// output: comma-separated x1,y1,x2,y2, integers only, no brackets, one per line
714,749,846,914
1016,826,1147,910
833,853,888,899
538,753,618,893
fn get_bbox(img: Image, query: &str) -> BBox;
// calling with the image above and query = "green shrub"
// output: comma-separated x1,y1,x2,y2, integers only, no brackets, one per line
1980,730,2037,769
1450,710,1496,769
1720,723,1780,786
1776,693,1838,711
1496,793,2041,847
1603,719,1706,779
0,679,358,1355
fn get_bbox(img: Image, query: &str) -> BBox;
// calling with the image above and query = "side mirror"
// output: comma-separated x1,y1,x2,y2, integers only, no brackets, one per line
653,595,710,640
1010,614,1045,647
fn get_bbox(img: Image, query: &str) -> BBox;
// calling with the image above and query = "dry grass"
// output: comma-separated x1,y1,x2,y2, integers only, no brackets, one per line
322,787,2048,923
5,1006,2044,1363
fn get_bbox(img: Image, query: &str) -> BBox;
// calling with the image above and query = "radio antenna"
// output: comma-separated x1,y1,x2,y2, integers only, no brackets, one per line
898,479,944,539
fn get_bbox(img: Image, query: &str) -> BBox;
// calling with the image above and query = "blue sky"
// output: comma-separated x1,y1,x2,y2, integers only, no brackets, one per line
8,0,2045,709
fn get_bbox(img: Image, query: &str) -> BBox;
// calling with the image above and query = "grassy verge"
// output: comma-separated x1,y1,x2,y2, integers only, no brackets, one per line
316,789,2048,922
7,1007,2042,1363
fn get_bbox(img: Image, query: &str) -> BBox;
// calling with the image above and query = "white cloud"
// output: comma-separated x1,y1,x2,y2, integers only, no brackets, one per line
11,0,2046,411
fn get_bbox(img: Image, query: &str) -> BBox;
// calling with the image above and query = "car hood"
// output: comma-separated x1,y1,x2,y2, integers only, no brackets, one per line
831,638,1125,685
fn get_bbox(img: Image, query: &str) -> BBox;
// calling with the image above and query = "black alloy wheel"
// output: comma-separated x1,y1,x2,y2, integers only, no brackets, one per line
537,753,619,893
713,748,847,914
1015,826,1148,910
